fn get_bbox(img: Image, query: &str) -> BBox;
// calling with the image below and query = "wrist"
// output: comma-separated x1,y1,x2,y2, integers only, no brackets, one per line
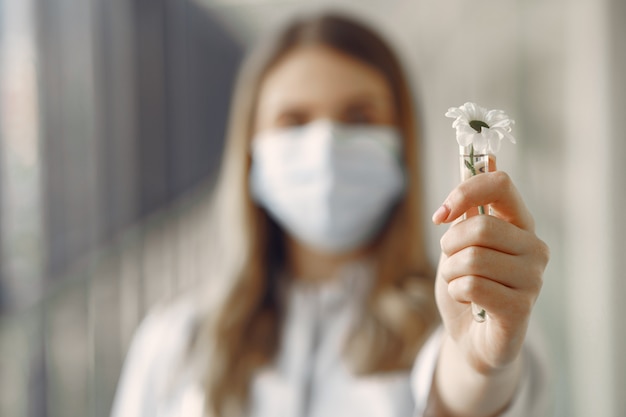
434,334,523,417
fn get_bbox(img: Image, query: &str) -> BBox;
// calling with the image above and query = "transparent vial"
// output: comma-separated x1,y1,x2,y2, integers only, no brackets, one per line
459,145,493,322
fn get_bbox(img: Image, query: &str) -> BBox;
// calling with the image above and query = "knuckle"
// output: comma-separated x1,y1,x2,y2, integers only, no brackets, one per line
438,260,453,283
491,170,512,190
472,216,493,242
537,238,551,265
454,183,471,205
491,171,516,200
459,246,482,275
526,237,550,282
439,234,449,255
459,276,481,298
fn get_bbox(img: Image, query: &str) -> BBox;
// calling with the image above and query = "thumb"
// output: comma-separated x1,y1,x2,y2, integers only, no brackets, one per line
432,170,535,232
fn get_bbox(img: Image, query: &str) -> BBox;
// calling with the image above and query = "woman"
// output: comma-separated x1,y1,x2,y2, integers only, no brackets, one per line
111,12,550,417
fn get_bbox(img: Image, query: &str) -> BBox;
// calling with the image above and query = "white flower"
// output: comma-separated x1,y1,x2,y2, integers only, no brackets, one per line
445,102,516,153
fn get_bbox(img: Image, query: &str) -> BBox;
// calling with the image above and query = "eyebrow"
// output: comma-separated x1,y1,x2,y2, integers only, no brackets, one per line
266,91,394,117
345,92,393,105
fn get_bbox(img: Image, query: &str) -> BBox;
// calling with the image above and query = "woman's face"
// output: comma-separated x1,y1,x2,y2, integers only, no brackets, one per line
254,45,397,134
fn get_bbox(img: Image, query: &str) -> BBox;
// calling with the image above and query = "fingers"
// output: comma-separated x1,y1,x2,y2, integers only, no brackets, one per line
436,215,549,313
437,215,548,295
433,170,550,332
446,275,535,321
432,171,535,232
439,215,540,259
439,245,544,292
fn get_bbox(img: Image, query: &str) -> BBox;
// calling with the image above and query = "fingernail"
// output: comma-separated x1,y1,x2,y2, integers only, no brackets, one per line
432,204,451,224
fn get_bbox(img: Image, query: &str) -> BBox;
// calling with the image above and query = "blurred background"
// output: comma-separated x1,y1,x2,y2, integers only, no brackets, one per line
0,0,624,416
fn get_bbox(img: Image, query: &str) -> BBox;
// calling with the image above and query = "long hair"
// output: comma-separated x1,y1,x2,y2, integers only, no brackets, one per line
197,12,439,416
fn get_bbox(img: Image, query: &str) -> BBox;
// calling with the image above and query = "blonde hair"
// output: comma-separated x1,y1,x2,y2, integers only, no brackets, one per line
195,12,439,416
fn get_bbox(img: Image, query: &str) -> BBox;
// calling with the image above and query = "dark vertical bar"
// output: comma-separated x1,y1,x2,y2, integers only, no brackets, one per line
133,0,171,217
167,0,241,197
97,0,139,242
30,1,51,415
37,0,67,279
29,317,48,417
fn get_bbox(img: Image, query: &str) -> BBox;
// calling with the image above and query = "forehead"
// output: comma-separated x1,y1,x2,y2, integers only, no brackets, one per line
258,45,392,108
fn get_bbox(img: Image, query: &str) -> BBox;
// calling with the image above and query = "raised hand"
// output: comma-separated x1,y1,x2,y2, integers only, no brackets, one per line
431,170,549,416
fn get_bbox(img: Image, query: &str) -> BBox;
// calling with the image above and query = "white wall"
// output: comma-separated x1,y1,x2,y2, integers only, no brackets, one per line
564,1,626,416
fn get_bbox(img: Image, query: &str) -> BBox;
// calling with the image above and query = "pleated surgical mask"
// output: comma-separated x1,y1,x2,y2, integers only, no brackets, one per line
249,119,406,253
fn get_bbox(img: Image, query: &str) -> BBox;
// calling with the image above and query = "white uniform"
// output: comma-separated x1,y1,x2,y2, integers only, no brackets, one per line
111,263,551,417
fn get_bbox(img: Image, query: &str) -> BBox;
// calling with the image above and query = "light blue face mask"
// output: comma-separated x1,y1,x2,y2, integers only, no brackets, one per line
249,119,406,253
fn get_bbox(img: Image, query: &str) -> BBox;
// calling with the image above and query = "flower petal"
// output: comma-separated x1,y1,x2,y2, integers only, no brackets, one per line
456,123,474,134
446,102,516,151
499,128,517,144
472,133,488,152
489,118,514,129
485,129,502,153
452,117,468,129
455,130,473,147
464,102,481,120
445,108,464,119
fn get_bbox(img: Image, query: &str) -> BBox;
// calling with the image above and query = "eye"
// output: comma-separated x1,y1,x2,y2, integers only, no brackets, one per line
276,111,309,128
342,105,375,125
